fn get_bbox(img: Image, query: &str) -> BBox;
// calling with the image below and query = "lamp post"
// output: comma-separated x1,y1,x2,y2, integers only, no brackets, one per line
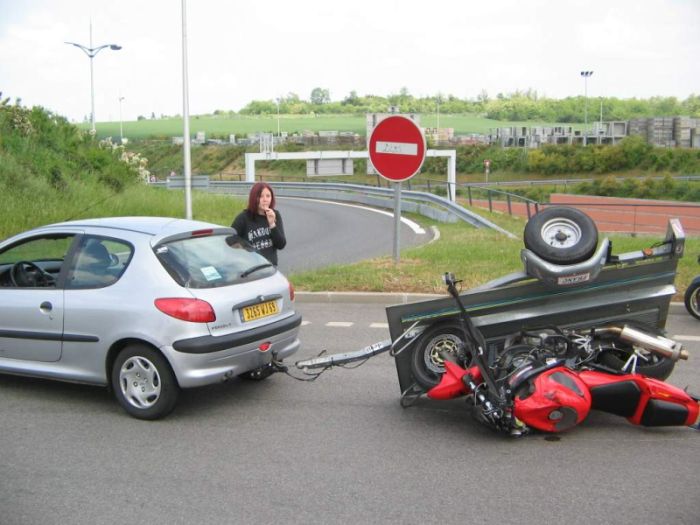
276,97,281,137
65,21,121,134
181,0,193,220
436,95,441,130
118,95,125,142
580,70,593,145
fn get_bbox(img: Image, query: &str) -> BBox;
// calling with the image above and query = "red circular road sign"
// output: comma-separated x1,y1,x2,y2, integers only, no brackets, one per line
369,116,426,182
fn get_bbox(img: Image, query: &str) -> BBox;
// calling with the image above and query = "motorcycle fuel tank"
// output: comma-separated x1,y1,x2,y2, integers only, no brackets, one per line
512,367,592,432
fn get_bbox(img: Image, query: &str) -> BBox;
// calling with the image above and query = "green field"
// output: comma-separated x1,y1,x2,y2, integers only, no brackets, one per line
90,113,582,140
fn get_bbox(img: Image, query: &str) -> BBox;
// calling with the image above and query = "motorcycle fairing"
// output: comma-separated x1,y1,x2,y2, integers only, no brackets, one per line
427,361,480,400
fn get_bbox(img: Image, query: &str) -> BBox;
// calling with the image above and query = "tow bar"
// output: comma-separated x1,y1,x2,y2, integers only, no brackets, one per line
295,339,393,370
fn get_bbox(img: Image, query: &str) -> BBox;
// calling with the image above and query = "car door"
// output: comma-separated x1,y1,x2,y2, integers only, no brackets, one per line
0,233,75,362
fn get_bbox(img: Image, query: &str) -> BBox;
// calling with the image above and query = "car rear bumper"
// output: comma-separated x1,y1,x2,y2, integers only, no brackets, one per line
172,312,302,354
166,312,302,388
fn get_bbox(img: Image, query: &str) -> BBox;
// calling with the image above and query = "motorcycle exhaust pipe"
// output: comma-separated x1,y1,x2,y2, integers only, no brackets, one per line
596,325,688,362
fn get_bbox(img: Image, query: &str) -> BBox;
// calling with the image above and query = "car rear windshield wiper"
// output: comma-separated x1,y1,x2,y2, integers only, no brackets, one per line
240,263,274,278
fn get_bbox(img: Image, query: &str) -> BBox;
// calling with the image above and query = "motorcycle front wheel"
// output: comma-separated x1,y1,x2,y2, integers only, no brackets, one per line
410,323,472,389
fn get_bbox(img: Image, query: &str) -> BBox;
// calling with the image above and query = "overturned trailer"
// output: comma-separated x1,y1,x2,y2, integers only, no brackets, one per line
385,218,686,400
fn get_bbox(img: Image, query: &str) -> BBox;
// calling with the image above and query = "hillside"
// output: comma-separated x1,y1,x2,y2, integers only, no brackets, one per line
0,98,240,238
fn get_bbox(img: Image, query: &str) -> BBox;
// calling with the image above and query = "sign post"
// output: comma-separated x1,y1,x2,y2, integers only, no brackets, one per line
368,116,426,264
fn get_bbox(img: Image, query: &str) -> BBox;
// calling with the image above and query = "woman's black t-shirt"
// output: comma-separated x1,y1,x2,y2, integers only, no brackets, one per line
231,210,286,266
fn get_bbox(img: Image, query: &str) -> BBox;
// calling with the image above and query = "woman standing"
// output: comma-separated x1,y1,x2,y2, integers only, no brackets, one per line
231,182,286,266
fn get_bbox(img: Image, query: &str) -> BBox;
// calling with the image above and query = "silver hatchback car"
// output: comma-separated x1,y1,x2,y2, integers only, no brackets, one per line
0,217,301,419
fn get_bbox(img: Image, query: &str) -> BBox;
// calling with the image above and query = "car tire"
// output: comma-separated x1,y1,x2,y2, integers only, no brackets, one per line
684,280,700,320
111,344,180,420
524,207,598,265
410,323,472,390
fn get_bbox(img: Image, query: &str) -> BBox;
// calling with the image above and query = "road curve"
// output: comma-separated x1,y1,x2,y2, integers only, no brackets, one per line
273,197,430,275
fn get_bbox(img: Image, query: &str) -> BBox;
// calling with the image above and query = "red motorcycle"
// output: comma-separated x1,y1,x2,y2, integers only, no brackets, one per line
428,272,699,435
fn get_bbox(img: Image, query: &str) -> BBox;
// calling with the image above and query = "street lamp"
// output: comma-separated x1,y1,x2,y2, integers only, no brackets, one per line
580,70,593,145
436,95,441,130
65,21,121,134
276,97,281,137
118,95,125,142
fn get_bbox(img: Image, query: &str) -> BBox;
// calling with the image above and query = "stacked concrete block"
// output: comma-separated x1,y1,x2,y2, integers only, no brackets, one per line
628,118,649,138
488,117,700,148
647,117,675,147
673,117,697,148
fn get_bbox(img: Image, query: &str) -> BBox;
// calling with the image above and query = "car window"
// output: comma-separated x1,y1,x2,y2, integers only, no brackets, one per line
155,233,275,288
66,236,133,289
0,234,74,288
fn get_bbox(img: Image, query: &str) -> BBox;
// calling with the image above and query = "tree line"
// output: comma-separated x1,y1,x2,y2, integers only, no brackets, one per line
228,88,700,123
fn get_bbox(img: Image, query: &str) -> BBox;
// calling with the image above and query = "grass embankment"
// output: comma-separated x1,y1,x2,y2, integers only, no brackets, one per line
0,101,245,237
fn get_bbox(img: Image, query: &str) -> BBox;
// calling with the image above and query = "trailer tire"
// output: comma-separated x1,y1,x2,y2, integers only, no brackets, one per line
684,279,700,320
524,207,598,265
411,323,472,389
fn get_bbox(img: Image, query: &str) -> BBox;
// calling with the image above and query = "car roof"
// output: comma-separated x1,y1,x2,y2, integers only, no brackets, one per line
40,217,233,240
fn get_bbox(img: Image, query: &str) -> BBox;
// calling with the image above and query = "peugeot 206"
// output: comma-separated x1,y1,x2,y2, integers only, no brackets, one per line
0,217,301,419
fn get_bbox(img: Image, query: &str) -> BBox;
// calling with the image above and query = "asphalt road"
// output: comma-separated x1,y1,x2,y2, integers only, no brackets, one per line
1,302,698,525
273,197,430,275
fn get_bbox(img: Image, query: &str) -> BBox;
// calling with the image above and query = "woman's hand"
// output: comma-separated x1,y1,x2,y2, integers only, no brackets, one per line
263,207,276,228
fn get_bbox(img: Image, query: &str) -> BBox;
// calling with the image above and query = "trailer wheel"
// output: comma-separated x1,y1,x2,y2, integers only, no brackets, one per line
684,280,700,320
411,323,473,389
524,207,598,265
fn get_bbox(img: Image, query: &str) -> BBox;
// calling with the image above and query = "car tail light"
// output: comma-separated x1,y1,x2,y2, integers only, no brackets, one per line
155,298,216,323
288,281,295,302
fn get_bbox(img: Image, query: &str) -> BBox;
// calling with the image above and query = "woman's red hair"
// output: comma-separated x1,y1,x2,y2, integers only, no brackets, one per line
246,182,276,215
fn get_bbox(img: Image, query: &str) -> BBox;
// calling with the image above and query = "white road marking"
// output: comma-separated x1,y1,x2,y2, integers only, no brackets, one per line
282,197,426,235
301,322,387,328
375,141,418,156
674,335,700,342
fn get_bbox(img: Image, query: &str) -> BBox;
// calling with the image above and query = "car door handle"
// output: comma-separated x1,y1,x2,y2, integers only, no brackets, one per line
40,301,53,312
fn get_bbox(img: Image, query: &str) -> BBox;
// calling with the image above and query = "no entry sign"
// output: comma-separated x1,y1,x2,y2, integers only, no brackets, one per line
368,116,426,182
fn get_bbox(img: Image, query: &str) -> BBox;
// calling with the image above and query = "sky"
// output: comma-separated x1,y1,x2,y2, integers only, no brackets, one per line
0,0,698,123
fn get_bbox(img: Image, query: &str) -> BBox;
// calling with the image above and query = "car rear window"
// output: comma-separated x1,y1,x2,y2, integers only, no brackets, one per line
154,233,275,288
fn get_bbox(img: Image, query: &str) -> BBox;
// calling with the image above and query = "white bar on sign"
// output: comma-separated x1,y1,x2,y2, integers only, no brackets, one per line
376,141,418,156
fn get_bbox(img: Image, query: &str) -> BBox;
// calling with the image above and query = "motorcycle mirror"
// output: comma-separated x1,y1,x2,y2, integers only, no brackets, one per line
443,272,456,286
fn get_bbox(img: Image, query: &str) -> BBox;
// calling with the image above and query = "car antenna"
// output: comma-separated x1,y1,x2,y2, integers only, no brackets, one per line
62,193,117,222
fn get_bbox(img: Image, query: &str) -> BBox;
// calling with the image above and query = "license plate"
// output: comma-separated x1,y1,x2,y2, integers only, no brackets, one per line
241,300,279,322
557,272,590,285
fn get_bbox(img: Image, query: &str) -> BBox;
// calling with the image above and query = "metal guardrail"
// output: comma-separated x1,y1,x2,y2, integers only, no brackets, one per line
457,183,540,219
160,179,517,238
450,174,700,188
